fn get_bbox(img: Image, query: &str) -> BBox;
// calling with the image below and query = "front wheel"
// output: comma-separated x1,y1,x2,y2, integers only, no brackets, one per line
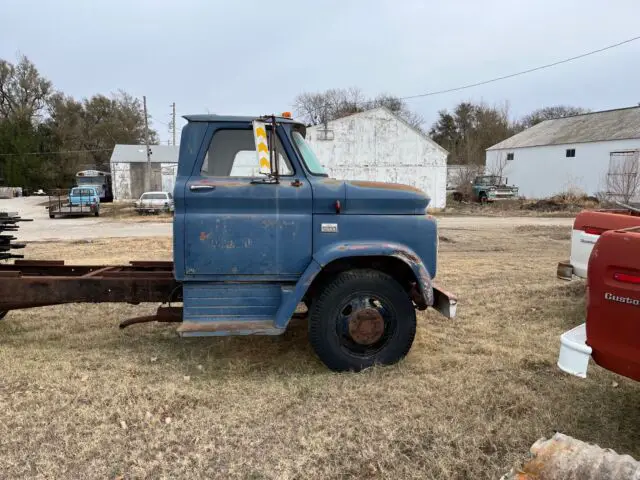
479,192,488,204
309,269,416,372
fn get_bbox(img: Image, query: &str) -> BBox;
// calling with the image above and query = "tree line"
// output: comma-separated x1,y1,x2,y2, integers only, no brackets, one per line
294,88,588,165
0,55,156,190
1,58,590,190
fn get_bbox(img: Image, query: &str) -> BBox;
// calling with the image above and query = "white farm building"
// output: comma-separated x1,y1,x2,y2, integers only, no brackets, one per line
109,145,179,200
305,107,449,209
486,106,640,199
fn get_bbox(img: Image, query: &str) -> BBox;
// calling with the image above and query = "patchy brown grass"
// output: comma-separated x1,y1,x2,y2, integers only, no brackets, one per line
1,226,639,479
442,193,600,218
100,202,173,223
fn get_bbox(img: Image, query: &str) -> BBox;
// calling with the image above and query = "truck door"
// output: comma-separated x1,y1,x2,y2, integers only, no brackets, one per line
182,125,312,279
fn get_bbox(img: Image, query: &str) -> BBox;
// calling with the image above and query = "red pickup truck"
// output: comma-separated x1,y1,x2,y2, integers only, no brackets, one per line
558,226,640,381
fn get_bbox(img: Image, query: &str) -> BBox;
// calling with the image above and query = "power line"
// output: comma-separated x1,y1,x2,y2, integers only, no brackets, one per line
294,34,640,118
401,34,640,100
0,148,112,157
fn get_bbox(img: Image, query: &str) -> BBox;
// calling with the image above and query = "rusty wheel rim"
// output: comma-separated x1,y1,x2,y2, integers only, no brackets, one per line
348,308,385,345
336,294,395,356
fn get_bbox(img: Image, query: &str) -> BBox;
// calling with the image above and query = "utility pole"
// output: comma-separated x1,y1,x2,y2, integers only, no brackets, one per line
171,102,176,146
143,95,151,191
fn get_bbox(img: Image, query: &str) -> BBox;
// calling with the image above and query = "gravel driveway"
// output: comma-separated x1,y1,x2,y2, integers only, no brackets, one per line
1,197,574,242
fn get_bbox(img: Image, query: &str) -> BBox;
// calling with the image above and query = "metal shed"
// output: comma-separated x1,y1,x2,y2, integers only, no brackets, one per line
109,145,179,200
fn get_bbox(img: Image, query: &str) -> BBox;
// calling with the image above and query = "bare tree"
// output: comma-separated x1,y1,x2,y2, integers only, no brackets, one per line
450,164,485,201
606,151,640,203
487,151,509,179
293,88,423,130
520,105,589,129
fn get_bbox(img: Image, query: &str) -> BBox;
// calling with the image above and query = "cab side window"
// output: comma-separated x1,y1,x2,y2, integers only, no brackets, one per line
200,129,293,177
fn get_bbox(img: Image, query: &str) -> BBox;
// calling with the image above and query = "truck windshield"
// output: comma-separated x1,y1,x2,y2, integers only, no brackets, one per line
292,131,326,175
476,176,499,186
71,188,94,196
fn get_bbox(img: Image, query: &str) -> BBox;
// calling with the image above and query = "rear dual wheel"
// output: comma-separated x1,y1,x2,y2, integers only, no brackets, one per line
309,269,416,372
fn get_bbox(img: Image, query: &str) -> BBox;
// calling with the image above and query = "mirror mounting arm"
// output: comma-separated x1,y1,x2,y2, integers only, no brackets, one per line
269,115,280,182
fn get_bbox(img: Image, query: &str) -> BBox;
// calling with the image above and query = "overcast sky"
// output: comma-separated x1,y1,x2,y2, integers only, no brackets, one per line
1,0,639,144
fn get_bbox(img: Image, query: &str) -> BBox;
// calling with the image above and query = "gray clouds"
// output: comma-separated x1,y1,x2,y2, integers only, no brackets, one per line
1,0,638,143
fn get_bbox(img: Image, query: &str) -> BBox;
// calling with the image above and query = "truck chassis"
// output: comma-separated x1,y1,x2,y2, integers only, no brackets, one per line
0,260,181,324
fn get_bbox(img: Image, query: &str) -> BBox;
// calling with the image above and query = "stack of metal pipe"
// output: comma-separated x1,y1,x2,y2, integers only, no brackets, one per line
0,212,32,261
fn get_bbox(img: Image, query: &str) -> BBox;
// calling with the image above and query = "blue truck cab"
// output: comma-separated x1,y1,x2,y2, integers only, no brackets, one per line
68,186,100,214
172,113,457,371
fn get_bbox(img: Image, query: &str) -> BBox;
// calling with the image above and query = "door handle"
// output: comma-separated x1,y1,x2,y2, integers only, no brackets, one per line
190,185,215,191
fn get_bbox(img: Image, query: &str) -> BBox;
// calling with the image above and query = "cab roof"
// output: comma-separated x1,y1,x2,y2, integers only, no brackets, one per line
183,114,305,127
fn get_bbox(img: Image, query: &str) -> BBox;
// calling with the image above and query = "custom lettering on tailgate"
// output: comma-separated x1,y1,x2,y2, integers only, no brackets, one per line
605,292,640,307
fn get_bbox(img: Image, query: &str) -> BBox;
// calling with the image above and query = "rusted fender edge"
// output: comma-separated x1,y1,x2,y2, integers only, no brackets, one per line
273,242,436,329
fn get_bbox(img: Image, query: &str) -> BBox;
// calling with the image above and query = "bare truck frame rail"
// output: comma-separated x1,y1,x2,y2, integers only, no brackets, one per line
0,260,182,325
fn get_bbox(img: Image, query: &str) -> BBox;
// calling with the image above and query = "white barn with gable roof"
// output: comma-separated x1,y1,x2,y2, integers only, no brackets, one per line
304,107,449,209
486,106,640,200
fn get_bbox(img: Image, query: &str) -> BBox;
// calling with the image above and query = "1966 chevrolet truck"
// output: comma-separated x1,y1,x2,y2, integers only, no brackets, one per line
0,113,457,372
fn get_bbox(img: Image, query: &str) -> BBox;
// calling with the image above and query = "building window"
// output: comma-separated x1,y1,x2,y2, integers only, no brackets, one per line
566,148,576,158
506,152,514,161
317,129,334,141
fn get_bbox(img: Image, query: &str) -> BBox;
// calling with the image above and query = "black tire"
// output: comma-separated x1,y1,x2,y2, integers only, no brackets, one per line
479,192,488,204
0,311,7,321
94,210,100,217
309,269,416,372
49,214,54,219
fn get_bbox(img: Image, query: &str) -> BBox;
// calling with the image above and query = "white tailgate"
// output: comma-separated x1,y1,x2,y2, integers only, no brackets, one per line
569,229,599,279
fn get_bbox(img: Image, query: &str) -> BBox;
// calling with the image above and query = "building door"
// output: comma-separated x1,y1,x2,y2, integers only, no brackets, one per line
607,150,640,203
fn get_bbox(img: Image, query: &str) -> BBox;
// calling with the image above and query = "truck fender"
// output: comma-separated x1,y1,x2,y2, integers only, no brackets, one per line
274,242,434,329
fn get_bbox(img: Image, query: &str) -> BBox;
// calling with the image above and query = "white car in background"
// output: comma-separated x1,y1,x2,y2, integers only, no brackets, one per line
134,191,174,215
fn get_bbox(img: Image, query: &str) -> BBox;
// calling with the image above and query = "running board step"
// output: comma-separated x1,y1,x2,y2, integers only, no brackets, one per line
177,318,284,337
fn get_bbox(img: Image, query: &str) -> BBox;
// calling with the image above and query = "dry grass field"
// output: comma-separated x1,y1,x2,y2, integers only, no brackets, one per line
1,225,639,479
100,203,173,223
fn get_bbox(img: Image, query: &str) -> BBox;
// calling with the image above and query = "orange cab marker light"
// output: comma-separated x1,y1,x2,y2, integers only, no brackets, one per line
281,112,292,118
614,272,640,284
